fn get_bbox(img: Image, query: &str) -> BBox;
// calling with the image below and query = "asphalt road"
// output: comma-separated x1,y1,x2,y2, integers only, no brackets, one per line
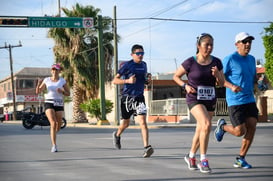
0,122,273,181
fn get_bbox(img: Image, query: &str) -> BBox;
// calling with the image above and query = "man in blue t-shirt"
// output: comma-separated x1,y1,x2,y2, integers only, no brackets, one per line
112,44,154,158
214,32,258,169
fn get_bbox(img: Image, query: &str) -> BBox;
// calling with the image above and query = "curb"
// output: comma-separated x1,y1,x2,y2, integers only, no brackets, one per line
2,120,273,129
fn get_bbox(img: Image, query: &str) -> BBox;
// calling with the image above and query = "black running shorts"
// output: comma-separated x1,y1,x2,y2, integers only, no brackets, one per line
228,102,258,127
120,95,147,119
45,102,64,112
188,100,216,112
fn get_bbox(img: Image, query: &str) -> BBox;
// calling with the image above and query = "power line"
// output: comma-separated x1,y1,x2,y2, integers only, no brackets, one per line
118,0,189,29
118,0,270,39
150,18,272,24
148,0,189,18
117,16,271,38
116,17,271,24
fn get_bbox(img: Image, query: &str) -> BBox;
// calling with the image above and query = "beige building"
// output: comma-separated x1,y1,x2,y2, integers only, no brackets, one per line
0,67,50,118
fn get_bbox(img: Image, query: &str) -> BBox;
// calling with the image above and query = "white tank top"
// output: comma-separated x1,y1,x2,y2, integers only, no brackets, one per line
43,77,66,103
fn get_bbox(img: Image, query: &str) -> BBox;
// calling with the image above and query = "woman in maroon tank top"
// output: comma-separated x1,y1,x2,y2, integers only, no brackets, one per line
173,33,225,173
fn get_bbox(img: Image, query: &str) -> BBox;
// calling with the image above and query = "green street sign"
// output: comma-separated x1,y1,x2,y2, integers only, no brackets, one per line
28,17,93,28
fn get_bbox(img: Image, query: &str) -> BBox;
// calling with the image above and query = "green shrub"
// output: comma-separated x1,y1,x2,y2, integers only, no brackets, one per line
80,99,113,121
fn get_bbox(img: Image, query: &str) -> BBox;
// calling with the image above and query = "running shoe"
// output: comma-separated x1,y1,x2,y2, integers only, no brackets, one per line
112,131,121,149
198,159,211,173
233,157,252,169
214,118,226,142
184,154,198,170
51,145,58,153
143,145,154,158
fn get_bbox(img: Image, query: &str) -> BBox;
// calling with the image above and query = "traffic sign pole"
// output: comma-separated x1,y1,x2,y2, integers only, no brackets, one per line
97,15,107,122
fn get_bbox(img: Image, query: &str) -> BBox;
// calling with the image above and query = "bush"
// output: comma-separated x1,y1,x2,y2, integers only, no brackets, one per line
80,99,113,121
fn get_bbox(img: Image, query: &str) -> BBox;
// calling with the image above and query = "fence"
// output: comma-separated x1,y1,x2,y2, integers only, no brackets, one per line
149,98,188,116
215,98,228,115
149,98,228,116
149,97,273,116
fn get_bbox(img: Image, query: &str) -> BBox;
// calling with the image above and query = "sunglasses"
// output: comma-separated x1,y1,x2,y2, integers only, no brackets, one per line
241,39,252,44
134,52,145,56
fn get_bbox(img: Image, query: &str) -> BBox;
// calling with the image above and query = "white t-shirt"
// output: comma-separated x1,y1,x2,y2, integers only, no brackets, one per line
43,77,66,103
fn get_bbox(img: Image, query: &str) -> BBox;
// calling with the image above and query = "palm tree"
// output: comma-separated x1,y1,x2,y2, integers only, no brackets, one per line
48,3,116,122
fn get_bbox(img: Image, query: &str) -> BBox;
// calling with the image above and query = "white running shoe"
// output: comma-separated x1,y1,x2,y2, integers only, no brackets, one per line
51,145,58,153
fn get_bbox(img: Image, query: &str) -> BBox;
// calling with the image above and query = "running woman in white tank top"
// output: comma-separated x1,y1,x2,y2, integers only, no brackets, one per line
36,63,70,153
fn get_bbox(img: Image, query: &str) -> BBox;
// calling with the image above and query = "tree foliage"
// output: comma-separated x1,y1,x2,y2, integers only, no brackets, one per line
47,3,119,122
48,3,115,99
262,22,273,84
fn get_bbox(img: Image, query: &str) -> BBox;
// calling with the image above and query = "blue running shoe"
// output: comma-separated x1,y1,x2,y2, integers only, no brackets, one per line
214,118,226,142
233,158,252,169
198,159,211,173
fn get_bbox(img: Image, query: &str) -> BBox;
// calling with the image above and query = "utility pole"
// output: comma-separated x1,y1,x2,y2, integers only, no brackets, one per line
57,0,61,17
113,6,120,125
0,42,22,120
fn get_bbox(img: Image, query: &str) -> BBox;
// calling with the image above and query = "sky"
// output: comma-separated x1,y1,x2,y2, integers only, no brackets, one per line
0,0,272,80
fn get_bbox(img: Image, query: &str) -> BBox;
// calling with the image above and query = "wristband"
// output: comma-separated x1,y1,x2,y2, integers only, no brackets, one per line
182,83,187,89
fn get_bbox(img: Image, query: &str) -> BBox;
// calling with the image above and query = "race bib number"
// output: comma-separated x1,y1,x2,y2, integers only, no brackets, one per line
54,99,64,106
197,86,215,100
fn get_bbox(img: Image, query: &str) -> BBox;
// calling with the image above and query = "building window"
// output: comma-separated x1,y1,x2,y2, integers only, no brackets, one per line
19,80,35,89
